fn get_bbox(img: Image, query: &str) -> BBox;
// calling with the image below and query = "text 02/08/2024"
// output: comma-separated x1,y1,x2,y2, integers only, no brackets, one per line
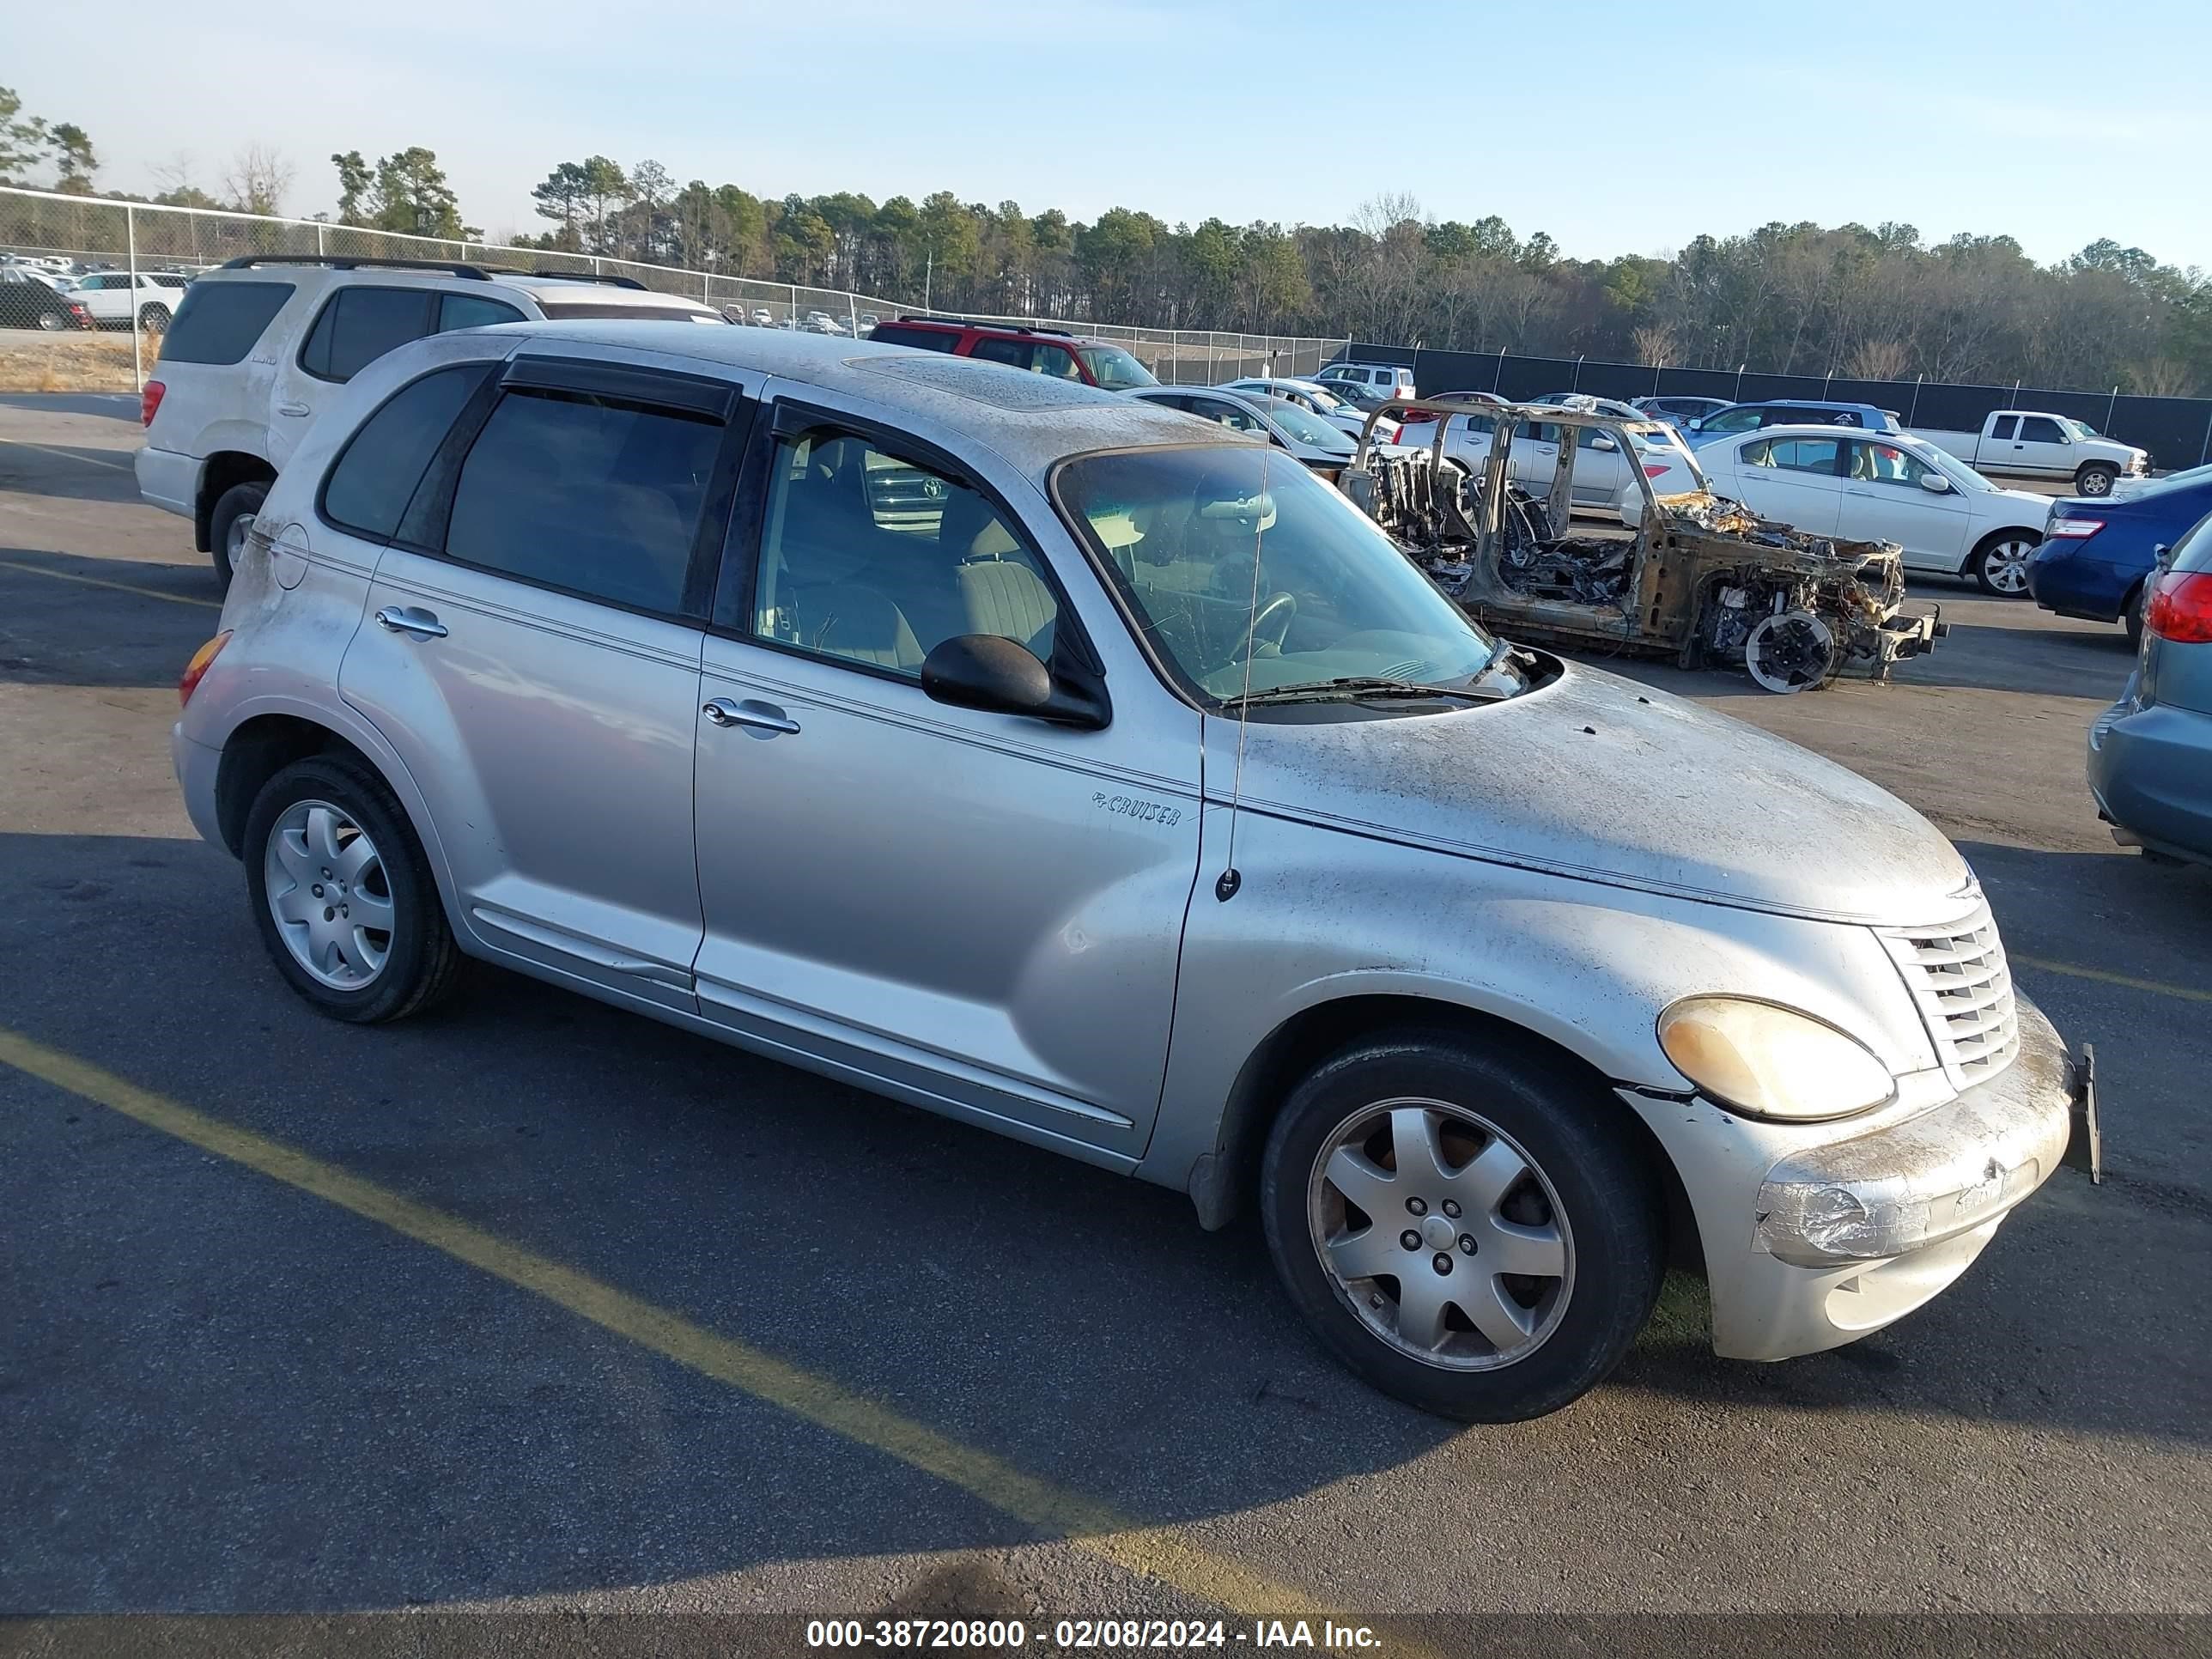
805,1619,1381,1650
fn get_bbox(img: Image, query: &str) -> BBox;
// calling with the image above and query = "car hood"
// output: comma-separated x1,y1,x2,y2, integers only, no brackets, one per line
1207,660,1972,927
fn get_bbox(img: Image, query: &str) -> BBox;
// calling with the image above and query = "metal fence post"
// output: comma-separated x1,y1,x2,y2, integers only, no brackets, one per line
126,204,142,392
1907,374,1923,428
316,222,325,257
2106,386,2118,433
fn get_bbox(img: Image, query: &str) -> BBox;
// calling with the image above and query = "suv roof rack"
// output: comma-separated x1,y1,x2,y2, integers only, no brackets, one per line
216,254,493,281
895,313,1074,338
489,268,649,291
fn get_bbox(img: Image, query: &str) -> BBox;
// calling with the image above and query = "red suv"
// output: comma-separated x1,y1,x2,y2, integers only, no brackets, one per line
866,316,1158,391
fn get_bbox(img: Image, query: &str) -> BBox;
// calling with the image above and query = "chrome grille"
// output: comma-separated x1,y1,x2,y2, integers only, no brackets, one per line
1879,898,2020,1087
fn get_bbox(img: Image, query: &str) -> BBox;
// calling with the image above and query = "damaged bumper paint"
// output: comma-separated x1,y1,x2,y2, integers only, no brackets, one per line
1623,991,2088,1364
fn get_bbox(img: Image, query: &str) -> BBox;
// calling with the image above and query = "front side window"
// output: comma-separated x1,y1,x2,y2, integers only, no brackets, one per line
1187,398,1268,434
1057,446,1499,702
444,387,721,614
1264,400,1353,453
1078,343,1157,390
1850,441,1936,488
300,286,435,383
320,365,488,542
752,431,1060,676
1032,343,1085,381
2019,416,2066,444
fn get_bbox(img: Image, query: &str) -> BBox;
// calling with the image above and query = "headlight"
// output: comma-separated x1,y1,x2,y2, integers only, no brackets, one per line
1656,997,1895,1122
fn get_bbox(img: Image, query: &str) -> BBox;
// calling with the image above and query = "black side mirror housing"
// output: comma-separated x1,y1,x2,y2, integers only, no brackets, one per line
921,634,1109,729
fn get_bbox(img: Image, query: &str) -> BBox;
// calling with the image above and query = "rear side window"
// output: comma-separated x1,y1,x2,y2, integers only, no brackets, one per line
300,287,436,383
438,293,526,332
969,336,1030,368
320,365,489,542
443,387,721,614
870,324,961,352
158,280,295,366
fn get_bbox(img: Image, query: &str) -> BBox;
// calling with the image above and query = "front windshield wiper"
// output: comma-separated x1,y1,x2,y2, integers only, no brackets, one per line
1218,675,1510,711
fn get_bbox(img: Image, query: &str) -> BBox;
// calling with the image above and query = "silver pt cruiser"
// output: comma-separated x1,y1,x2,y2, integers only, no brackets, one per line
171,325,2095,1420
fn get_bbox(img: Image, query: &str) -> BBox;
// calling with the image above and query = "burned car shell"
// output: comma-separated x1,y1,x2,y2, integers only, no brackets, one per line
1345,399,1945,692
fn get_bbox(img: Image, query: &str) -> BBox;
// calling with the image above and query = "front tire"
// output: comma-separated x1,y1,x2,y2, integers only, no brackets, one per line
208,480,267,589
1971,532,2038,597
1260,1030,1664,1422
243,755,462,1024
2074,463,2118,498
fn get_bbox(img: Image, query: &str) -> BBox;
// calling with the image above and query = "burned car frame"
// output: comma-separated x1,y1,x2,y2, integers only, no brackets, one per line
1343,399,1946,692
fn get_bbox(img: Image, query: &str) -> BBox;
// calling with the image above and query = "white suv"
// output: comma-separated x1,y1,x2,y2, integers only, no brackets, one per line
135,256,728,585
70,270,191,331
1316,360,1418,401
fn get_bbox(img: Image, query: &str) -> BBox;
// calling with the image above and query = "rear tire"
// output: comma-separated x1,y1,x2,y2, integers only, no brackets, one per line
1970,532,2038,597
208,481,267,590
243,754,462,1024
138,303,170,334
2075,463,2118,498
36,310,68,332
2124,582,2147,653
1260,1030,1664,1422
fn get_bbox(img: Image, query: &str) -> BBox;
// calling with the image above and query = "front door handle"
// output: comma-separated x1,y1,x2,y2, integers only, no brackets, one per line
374,605,447,641
276,401,312,417
702,696,799,737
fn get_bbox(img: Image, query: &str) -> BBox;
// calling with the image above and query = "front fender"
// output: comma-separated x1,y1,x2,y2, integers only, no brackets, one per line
1138,805,1938,1216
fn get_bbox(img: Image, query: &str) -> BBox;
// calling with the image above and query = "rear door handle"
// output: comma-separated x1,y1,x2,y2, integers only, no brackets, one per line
702,696,799,737
374,605,447,641
276,401,312,417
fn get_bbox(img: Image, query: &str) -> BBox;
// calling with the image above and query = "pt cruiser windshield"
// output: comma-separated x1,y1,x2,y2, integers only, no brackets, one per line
1057,446,1504,702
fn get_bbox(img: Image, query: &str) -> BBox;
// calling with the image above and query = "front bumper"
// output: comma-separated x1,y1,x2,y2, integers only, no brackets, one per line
1624,992,2086,1362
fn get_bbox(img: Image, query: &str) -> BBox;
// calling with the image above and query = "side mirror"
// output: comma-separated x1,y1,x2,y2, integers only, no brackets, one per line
1919,472,1953,494
921,634,1109,729
1686,419,1704,433
1590,435,1619,453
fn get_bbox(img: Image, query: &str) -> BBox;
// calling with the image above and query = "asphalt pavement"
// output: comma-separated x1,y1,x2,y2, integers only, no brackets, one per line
1,395,2206,1654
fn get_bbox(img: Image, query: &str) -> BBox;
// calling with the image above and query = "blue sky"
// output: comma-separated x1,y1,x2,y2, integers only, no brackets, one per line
14,0,2211,269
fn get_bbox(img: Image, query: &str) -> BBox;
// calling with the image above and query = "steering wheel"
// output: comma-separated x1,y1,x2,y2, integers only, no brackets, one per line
1230,591,1298,666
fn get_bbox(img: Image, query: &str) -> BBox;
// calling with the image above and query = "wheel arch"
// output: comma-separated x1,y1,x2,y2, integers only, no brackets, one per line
1186,992,1700,1269
215,713,382,858
194,451,278,552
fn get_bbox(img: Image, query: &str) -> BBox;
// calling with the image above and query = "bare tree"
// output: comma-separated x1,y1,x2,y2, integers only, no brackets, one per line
222,143,294,217
1632,324,1678,367
1844,338,1912,380
2126,357,2200,398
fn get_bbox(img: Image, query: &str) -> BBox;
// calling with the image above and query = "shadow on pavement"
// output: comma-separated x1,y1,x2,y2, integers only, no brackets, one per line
0,546,216,686
0,442,140,507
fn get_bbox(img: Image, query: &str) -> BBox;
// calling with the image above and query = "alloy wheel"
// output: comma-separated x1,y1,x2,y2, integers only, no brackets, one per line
1982,538,2035,595
263,799,395,988
1307,1097,1574,1370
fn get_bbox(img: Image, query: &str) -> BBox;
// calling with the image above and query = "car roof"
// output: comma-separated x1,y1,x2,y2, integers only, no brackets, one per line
500,321,1247,481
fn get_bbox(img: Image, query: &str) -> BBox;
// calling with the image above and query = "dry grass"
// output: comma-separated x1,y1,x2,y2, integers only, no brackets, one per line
0,329,161,394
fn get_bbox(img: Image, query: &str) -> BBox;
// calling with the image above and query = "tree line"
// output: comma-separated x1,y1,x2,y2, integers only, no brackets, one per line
5,86,2207,398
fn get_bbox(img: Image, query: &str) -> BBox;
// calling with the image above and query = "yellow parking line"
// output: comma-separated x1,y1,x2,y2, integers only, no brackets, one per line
0,556,219,609
0,1025,1413,1649
2013,954,2211,1005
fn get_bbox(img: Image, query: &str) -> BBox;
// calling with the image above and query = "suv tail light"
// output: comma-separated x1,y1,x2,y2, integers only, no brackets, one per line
2044,518,2103,540
179,631,232,707
2146,570,2212,644
141,380,166,427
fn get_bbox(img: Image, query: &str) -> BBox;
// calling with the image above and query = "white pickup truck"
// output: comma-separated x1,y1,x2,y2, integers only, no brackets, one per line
1911,410,2148,498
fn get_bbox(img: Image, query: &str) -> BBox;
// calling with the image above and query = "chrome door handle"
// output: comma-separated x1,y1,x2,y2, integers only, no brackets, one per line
702,696,799,737
276,401,311,417
374,605,447,640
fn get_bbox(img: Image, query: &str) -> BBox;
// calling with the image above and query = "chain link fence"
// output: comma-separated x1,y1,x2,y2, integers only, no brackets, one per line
0,185,1345,392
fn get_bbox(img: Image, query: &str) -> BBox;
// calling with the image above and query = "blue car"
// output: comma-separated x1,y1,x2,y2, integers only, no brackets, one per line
2088,511,2212,867
2029,471,2212,648
1682,400,1902,447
